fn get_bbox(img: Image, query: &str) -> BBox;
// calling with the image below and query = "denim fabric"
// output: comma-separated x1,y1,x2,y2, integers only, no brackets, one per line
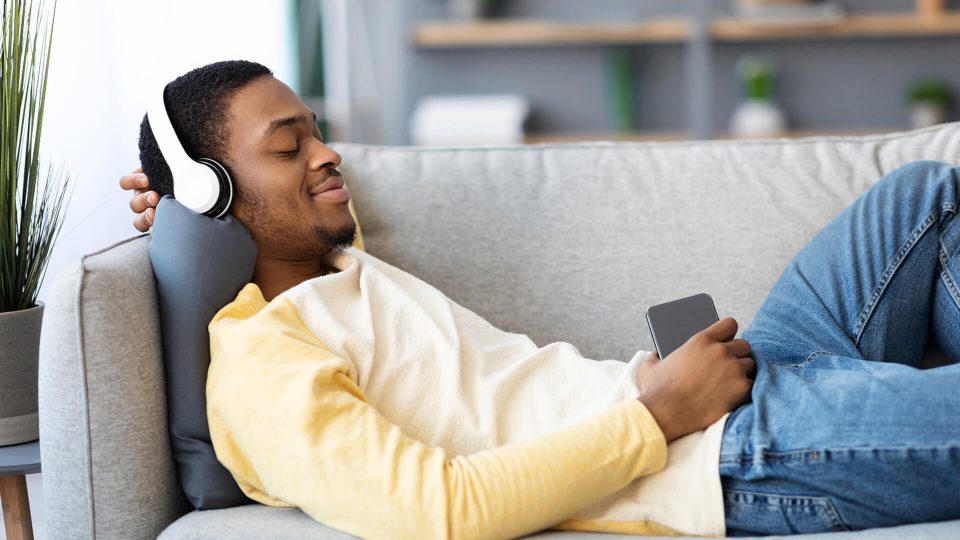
719,161,960,536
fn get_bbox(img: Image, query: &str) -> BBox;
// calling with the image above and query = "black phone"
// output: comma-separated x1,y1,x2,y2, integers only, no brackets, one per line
645,293,720,359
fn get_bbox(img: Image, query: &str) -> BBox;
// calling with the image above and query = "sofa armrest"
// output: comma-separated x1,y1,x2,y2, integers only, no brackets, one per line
38,235,191,539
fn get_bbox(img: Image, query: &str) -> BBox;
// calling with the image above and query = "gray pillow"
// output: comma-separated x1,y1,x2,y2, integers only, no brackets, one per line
148,195,257,510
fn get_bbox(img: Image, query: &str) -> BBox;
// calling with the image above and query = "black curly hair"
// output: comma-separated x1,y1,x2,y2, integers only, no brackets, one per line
138,60,273,198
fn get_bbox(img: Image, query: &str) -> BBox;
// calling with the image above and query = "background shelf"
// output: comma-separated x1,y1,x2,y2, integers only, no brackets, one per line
414,19,688,47
315,1,960,145
711,12,960,41
415,12,960,49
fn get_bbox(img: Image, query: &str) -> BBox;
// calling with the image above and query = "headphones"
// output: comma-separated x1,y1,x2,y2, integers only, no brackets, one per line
146,86,234,218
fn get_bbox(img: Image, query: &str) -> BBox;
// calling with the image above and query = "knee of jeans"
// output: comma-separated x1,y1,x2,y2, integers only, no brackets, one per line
889,159,951,181
886,160,959,208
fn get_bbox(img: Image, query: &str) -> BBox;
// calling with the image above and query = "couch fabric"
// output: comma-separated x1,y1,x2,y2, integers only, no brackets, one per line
39,122,960,539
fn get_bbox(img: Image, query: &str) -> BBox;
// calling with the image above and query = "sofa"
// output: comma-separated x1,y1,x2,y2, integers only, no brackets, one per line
37,122,960,539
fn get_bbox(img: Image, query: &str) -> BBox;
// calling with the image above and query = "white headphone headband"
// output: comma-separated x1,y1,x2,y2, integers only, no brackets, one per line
146,87,230,217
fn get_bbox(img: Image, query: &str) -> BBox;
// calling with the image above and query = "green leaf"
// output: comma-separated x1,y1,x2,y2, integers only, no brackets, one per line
0,0,71,312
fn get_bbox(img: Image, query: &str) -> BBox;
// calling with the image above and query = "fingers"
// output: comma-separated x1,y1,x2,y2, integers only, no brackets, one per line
119,170,149,191
703,316,738,342
725,338,751,358
133,207,154,233
738,356,757,379
129,190,159,213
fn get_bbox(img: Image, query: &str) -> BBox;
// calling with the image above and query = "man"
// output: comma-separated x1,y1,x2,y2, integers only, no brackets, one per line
122,60,960,539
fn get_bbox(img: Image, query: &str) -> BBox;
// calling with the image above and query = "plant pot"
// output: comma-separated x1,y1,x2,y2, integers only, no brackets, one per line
734,0,810,11
729,99,787,138
909,102,947,129
449,0,484,20
0,302,43,446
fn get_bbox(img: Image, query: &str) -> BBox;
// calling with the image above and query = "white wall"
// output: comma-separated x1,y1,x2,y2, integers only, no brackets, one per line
7,3,295,538
36,0,297,303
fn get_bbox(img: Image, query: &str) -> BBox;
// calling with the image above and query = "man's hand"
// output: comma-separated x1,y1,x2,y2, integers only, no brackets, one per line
119,167,160,233
635,317,756,442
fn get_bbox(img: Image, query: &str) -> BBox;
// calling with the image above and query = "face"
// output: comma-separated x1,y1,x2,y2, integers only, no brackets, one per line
224,76,356,262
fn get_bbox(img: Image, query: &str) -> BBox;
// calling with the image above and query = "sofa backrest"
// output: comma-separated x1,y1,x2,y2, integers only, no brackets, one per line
336,122,960,362
38,123,960,539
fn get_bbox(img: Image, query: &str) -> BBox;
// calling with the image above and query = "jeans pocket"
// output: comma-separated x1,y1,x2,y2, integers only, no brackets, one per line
723,489,852,537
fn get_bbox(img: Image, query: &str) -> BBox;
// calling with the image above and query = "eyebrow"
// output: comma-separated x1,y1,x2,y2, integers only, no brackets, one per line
261,111,318,140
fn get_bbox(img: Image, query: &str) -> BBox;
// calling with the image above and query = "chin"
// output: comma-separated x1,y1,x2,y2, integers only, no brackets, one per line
313,219,357,250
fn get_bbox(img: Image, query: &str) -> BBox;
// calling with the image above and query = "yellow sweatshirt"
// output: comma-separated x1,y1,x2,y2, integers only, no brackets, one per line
207,246,729,540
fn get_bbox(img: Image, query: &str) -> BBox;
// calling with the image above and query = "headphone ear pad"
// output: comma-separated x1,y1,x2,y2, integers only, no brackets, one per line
197,158,234,219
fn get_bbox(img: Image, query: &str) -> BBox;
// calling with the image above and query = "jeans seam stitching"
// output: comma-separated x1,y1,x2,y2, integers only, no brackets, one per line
823,498,852,532
939,204,960,308
941,265,960,309
853,209,940,345
801,350,832,365
719,444,960,465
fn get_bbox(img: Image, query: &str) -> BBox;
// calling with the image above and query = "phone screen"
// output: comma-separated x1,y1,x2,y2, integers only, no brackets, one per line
645,293,720,359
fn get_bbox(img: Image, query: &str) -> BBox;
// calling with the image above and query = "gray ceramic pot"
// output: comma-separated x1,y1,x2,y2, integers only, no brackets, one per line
0,302,43,446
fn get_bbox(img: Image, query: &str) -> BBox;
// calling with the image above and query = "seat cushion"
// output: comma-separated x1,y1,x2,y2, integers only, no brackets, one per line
158,504,960,540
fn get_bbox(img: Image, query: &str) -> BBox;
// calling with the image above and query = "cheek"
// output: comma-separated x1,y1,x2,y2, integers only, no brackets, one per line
231,161,306,216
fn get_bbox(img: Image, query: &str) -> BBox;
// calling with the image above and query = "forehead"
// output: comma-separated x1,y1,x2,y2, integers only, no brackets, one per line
227,76,307,134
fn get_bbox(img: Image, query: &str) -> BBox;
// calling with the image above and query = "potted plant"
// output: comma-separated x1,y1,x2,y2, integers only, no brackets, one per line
1,0,70,446
906,77,954,129
729,55,787,138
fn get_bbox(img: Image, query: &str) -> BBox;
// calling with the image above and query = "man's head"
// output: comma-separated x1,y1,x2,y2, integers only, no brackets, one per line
139,60,357,263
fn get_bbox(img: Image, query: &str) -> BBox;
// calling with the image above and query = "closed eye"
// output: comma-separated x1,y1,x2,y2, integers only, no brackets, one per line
279,147,300,157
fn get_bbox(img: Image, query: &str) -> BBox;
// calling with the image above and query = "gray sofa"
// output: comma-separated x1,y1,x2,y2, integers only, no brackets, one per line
38,123,960,539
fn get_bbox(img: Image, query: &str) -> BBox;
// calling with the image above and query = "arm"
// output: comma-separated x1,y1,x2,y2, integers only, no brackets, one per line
207,292,668,540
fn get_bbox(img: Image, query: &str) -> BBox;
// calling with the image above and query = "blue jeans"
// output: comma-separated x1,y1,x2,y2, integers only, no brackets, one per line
719,160,960,536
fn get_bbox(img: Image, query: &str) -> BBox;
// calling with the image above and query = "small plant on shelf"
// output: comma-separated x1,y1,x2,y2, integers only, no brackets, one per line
906,77,954,129
729,56,787,138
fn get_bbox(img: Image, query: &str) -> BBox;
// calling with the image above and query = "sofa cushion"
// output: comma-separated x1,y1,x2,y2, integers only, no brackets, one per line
149,196,259,510
333,123,960,363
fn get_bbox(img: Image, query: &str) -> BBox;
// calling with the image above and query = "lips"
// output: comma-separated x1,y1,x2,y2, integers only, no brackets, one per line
309,175,345,196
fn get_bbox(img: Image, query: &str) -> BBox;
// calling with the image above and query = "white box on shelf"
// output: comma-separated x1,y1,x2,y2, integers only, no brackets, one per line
410,94,529,146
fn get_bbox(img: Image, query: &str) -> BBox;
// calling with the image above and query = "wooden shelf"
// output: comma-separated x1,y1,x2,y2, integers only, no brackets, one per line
414,19,688,47
711,12,960,41
414,13,960,48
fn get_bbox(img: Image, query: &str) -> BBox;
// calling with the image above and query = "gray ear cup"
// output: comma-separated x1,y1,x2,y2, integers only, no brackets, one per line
197,158,234,219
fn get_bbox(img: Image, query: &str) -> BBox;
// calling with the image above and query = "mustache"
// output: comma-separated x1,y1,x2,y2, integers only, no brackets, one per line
314,168,342,181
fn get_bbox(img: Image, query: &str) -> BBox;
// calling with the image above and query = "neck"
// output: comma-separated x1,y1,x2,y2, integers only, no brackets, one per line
252,252,339,302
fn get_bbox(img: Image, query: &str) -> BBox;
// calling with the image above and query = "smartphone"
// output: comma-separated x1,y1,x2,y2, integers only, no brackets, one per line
645,293,720,359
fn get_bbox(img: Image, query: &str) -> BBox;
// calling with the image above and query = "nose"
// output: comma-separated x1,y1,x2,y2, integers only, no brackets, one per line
307,139,342,171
